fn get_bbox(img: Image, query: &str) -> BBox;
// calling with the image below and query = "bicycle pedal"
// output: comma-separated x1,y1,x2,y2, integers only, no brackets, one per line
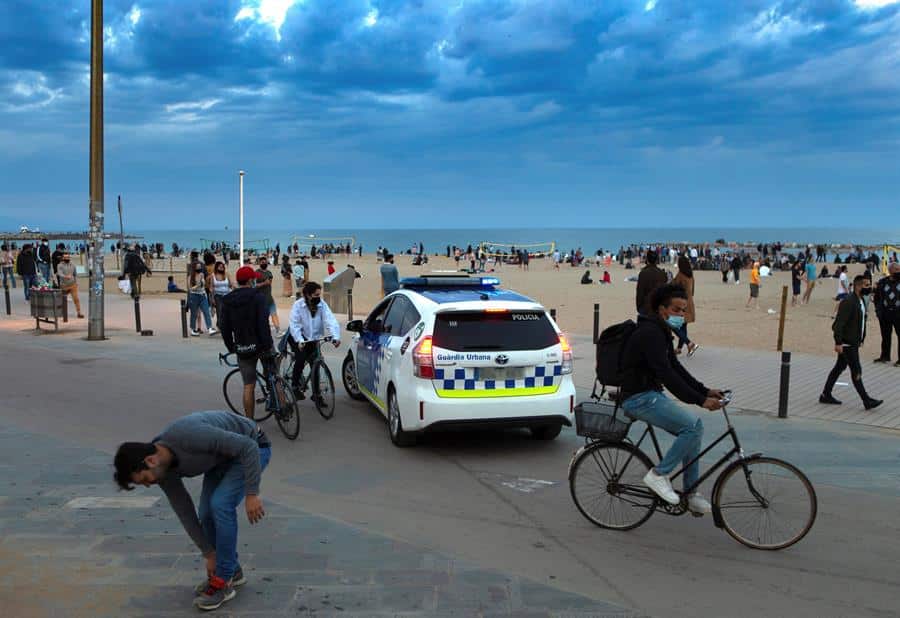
690,511,706,518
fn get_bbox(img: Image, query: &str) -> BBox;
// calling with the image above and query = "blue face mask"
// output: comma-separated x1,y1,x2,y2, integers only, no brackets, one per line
665,315,685,329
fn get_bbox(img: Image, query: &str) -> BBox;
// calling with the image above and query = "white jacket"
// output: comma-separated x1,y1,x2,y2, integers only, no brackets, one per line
289,297,340,344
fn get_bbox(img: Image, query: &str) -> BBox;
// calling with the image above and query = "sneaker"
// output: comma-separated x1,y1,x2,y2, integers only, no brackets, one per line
687,343,700,358
687,493,712,514
818,393,842,405
873,357,889,364
642,469,679,505
193,576,235,611
864,398,883,411
195,568,246,596
894,361,900,367
208,327,218,336
292,386,306,401
190,329,201,337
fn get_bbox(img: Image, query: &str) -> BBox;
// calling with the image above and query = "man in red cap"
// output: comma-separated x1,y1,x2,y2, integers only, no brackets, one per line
220,266,274,418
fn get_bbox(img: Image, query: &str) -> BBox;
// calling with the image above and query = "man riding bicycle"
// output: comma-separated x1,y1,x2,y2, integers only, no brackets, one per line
287,281,341,401
220,266,275,419
619,283,727,514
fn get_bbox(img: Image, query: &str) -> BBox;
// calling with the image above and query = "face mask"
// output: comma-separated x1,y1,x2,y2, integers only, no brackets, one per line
260,263,268,270
63,259,70,263
308,296,321,307
665,315,685,329
860,287,872,296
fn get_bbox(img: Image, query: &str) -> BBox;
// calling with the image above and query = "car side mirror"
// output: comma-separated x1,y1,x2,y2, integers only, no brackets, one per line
346,319,364,333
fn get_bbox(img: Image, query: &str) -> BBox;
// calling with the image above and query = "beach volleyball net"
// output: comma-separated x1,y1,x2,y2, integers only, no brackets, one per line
479,241,555,258
200,238,270,255
290,235,356,254
884,244,900,273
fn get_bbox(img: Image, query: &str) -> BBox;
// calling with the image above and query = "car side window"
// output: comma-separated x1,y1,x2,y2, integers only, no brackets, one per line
365,298,393,333
382,295,412,335
400,304,421,337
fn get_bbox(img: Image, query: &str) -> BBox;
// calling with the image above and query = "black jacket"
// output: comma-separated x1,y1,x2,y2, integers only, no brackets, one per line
123,251,150,276
219,287,273,357
37,244,51,264
619,315,707,406
16,250,36,276
635,265,667,314
833,294,867,346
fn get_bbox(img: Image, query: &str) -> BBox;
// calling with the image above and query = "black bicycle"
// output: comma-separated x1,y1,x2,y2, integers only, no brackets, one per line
277,335,336,420
220,352,301,440
569,390,817,550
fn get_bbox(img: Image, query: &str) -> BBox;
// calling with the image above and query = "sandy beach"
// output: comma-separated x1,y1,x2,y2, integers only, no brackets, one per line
95,251,879,359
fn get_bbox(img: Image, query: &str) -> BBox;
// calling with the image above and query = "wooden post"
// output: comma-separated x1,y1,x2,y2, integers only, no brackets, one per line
777,285,788,352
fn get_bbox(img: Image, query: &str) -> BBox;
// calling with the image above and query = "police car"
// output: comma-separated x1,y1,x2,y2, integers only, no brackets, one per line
341,275,576,446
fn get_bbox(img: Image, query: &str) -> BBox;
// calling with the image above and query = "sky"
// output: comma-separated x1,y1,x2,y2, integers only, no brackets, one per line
1,0,899,230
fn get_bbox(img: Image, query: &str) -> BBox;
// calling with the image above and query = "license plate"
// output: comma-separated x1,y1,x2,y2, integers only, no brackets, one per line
476,367,526,381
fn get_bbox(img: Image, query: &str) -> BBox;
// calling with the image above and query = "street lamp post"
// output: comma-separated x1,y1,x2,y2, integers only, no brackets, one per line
239,170,245,264
88,0,105,340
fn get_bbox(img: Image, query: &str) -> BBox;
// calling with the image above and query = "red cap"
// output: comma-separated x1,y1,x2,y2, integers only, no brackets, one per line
235,266,261,284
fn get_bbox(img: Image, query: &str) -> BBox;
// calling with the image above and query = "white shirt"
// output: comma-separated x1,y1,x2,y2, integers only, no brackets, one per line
837,272,849,295
859,298,866,342
289,297,340,344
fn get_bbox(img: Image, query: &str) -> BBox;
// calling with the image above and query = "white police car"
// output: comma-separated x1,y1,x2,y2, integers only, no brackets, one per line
341,275,576,446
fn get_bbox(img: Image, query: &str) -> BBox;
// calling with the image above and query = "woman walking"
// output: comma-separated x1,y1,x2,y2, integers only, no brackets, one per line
210,261,232,331
673,255,699,356
188,261,216,336
280,254,293,298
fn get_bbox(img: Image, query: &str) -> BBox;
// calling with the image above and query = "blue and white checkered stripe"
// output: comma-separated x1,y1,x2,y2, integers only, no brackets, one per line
433,364,563,391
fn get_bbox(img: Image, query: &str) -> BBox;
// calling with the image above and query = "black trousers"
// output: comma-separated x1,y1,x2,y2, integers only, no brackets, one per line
823,345,870,402
289,338,317,391
877,312,900,361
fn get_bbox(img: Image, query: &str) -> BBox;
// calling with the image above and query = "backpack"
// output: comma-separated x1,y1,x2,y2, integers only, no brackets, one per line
595,320,637,390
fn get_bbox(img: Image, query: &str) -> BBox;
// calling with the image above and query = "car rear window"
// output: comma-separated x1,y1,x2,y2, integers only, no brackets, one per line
433,310,558,351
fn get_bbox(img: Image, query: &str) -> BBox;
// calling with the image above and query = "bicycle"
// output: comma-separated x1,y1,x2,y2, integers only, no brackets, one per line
220,352,301,440
277,335,336,420
568,390,817,550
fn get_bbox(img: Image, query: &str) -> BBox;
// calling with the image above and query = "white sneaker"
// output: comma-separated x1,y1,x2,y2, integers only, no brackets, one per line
190,329,201,337
208,327,218,336
687,493,712,514
643,469,679,505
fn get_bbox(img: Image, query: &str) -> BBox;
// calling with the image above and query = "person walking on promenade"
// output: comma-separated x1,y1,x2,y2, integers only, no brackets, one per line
833,265,850,318
1,244,16,290
635,250,667,316
291,259,305,298
56,252,84,318
746,261,761,309
211,261,233,331
255,256,281,335
15,244,37,300
802,259,817,304
720,255,730,283
731,254,742,285
819,274,882,410
123,244,151,300
873,262,900,366
113,411,271,611
791,260,804,306
220,266,274,419
673,256,699,357
36,238,51,284
188,261,216,336
280,254,293,298
380,253,400,297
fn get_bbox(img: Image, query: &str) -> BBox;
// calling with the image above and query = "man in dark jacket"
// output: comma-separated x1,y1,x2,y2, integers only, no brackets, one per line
36,238,51,283
123,244,151,299
620,284,726,513
873,262,900,366
15,244,38,300
113,411,271,611
635,250,668,315
820,274,882,410
220,266,273,419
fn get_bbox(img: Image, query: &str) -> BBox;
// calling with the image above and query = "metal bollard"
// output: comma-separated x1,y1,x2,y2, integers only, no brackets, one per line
593,302,600,343
550,308,557,322
134,296,142,332
347,288,353,322
3,283,9,316
180,299,188,338
778,351,791,419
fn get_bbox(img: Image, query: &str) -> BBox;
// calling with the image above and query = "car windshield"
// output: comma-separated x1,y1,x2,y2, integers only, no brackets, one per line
433,310,558,351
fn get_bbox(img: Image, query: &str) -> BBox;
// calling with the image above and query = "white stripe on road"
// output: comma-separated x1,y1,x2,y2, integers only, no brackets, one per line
65,496,159,509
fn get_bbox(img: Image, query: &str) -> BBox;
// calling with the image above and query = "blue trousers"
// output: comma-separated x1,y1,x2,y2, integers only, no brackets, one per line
2,267,15,288
189,292,213,330
21,274,37,300
198,446,271,580
621,391,703,491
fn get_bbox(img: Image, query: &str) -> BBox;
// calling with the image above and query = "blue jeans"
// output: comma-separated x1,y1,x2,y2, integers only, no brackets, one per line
2,267,15,288
189,292,213,330
674,323,690,349
198,446,271,581
21,274,37,300
621,391,703,491
38,263,51,284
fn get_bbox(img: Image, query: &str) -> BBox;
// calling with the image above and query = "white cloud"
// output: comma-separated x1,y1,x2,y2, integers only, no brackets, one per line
165,99,222,114
364,9,378,27
645,0,658,12
855,0,900,9
127,5,142,27
739,7,824,45
234,0,302,40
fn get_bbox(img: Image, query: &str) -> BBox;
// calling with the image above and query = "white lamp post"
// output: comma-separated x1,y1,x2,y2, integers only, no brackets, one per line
239,170,245,264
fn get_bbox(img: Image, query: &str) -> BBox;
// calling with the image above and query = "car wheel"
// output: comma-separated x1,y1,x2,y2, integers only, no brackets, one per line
341,353,366,401
530,423,562,440
388,388,416,447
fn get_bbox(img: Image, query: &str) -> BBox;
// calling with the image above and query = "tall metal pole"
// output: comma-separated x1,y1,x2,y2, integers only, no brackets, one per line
117,195,125,256
239,170,245,264
87,0,105,340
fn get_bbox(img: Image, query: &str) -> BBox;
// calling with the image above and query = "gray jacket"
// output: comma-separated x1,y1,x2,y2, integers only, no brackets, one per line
154,411,269,554
57,261,77,287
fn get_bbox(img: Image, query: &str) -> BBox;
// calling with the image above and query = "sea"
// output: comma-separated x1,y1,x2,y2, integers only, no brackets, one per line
125,227,897,254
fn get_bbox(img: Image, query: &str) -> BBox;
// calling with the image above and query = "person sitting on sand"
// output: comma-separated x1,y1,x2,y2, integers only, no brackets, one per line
601,270,612,285
167,276,186,293
580,270,593,285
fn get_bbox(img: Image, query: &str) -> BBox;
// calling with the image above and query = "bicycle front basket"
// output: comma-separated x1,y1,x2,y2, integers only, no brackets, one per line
574,400,631,442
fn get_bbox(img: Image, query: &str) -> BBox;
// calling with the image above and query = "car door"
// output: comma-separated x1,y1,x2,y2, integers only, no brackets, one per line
356,297,393,410
378,295,416,404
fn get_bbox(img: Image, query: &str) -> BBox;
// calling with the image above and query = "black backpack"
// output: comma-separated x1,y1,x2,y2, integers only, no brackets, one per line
595,320,637,390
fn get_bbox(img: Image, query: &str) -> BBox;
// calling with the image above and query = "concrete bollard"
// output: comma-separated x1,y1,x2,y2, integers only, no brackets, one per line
180,299,188,338
778,351,791,419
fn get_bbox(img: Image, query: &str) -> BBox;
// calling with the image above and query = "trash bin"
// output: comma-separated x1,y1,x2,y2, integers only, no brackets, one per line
323,268,357,314
30,288,68,331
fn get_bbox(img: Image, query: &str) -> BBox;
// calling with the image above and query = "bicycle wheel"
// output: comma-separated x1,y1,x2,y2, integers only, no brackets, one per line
313,362,336,420
569,443,657,531
714,457,817,550
223,369,274,421
272,376,301,440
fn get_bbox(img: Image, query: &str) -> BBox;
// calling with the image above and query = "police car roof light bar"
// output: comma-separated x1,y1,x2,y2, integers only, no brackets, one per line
400,276,501,289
